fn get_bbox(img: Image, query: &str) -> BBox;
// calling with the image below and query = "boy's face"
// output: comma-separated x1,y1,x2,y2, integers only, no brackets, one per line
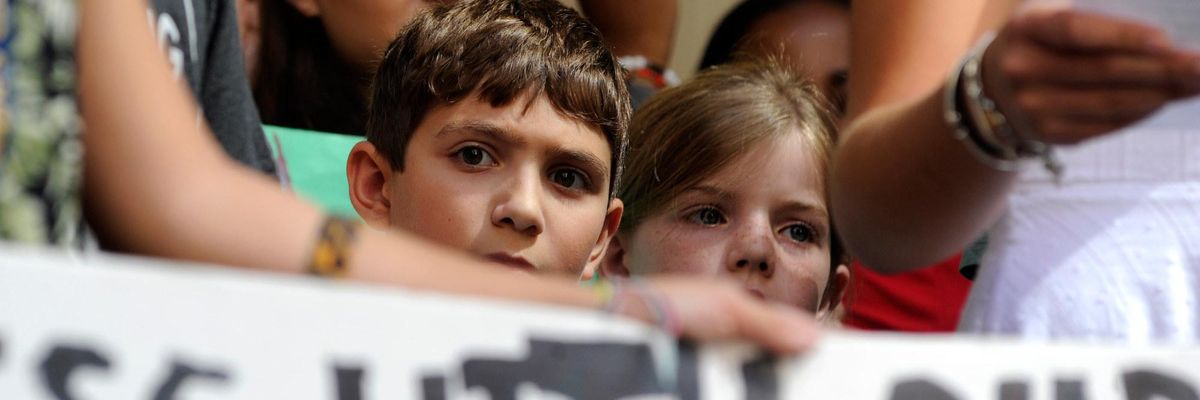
349,93,623,278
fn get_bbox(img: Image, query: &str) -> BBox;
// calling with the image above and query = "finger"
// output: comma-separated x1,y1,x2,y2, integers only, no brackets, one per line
1014,86,1170,121
1165,53,1200,98
1000,40,1178,87
732,294,820,354
1033,114,1150,145
1013,9,1170,54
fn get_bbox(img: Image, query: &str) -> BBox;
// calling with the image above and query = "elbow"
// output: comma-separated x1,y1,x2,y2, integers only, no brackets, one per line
830,156,958,274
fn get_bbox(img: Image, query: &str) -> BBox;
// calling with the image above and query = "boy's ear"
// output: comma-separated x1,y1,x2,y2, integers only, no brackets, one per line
598,234,631,278
584,199,627,278
346,141,393,229
285,0,320,17
816,263,851,322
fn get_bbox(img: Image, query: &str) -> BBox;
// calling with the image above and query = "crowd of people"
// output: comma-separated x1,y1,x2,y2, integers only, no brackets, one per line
2,0,1199,357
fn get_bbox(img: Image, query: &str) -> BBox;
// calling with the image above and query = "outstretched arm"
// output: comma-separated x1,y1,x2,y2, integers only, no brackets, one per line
832,0,1200,272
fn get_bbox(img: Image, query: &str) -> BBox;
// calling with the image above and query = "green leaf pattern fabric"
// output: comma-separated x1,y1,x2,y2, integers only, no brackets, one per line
0,0,83,247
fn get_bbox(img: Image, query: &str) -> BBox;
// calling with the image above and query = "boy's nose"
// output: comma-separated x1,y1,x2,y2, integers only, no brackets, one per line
491,173,545,236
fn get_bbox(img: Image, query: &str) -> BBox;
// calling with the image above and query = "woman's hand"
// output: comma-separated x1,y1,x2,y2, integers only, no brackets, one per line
983,8,1200,144
610,277,820,355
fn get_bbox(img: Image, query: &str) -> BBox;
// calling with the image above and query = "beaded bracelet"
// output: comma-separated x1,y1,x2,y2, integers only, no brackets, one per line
618,55,680,90
307,216,362,279
590,277,682,337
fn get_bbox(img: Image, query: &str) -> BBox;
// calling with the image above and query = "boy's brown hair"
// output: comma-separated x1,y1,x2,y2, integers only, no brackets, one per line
366,0,631,198
620,57,847,266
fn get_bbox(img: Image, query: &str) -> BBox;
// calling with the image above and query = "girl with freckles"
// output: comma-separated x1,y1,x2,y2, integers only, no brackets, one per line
599,58,850,319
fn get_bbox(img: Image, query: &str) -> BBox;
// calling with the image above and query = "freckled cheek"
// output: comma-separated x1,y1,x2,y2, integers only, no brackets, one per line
636,226,725,276
767,260,829,313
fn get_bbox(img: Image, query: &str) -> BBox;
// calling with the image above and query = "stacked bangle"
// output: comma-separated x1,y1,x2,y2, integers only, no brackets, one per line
945,32,1064,181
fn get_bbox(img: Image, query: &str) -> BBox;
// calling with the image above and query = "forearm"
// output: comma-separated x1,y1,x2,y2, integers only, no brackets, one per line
579,0,676,66
832,88,1017,272
79,0,318,271
77,0,599,308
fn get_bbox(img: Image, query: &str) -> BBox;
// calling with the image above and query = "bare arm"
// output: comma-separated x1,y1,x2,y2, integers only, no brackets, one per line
832,0,1017,272
77,0,816,353
579,0,677,66
832,0,1200,272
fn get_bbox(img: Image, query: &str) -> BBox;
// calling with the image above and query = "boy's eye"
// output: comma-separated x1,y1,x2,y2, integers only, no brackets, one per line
455,146,496,167
550,168,589,191
783,223,816,243
688,207,726,226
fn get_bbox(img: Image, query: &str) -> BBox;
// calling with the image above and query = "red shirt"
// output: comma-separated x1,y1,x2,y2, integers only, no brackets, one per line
842,254,972,332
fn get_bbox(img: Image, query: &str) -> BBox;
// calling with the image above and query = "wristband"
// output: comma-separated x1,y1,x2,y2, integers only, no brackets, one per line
307,216,361,278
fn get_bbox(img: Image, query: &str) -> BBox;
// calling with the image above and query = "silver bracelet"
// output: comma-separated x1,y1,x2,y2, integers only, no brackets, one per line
945,32,1064,181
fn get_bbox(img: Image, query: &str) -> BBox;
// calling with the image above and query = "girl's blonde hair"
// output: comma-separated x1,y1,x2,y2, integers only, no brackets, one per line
619,57,843,264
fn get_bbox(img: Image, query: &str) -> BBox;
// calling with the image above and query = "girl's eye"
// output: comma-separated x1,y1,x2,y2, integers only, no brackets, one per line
455,146,495,167
688,207,727,226
550,168,590,191
783,223,816,243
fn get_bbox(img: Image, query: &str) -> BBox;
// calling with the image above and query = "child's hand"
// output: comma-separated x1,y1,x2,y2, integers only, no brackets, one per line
605,277,820,354
983,8,1200,144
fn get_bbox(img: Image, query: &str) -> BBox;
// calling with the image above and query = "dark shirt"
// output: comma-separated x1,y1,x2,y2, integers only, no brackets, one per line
149,0,276,176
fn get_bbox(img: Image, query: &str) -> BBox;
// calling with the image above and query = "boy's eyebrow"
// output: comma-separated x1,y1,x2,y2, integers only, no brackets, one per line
547,146,609,185
436,121,527,146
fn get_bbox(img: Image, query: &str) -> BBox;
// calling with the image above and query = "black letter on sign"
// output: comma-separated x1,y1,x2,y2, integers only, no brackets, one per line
998,380,1029,400
333,365,366,400
888,378,960,400
40,345,112,400
151,359,230,400
422,375,447,400
1055,379,1086,400
741,352,778,400
1124,369,1199,400
461,338,700,400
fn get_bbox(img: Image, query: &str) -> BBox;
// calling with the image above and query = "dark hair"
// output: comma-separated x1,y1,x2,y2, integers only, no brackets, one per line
620,57,847,268
366,0,631,198
253,0,368,135
700,0,850,71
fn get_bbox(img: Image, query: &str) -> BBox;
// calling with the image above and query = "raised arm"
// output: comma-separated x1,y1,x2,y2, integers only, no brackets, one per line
832,0,1200,272
578,0,677,66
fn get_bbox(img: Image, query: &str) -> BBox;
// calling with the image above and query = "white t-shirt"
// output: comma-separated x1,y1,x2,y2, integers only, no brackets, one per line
958,99,1200,342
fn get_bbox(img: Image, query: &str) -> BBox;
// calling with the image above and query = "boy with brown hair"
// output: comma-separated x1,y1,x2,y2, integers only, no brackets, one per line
347,0,628,278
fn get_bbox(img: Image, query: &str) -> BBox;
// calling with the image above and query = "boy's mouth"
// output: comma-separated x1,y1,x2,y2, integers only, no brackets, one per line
484,253,536,272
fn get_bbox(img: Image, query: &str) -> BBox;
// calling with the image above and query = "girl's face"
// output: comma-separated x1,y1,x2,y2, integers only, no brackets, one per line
614,134,847,314
294,0,438,71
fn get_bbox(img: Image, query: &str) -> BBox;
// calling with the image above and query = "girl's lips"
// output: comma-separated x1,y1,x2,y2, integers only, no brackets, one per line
745,288,766,301
485,253,536,272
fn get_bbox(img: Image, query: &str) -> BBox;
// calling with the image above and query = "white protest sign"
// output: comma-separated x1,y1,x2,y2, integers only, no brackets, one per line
0,245,1198,399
